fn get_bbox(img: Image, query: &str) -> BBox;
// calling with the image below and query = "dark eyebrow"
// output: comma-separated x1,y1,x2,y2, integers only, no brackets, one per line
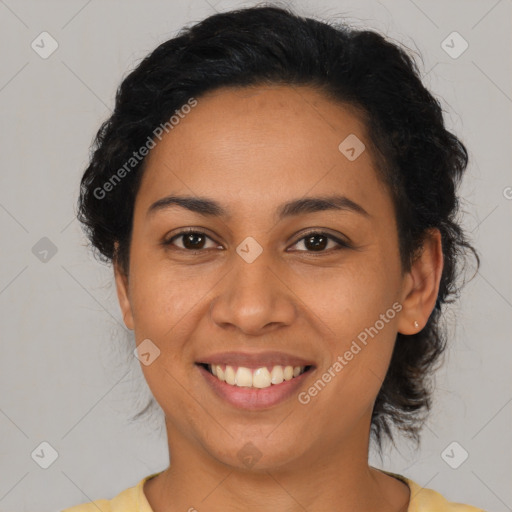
277,195,370,219
147,195,228,218
146,194,370,220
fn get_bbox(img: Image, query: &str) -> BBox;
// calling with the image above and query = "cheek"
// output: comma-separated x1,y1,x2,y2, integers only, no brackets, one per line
303,251,401,390
128,256,213,337
299,257,400,341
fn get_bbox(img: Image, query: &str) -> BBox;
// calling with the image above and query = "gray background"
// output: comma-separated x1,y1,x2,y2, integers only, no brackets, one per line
0,0,511,510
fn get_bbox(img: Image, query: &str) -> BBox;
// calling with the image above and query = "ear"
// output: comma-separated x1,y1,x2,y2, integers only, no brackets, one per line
113,244,134,331
397,228,444,335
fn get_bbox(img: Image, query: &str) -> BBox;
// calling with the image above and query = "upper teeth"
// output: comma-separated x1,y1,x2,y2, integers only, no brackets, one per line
209,364,305,388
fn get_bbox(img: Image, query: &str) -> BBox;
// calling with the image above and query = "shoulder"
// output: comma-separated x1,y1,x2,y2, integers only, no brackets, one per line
385,471,486,512
61,472,161,512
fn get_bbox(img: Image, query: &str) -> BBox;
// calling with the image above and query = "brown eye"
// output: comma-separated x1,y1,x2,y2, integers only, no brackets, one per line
181,232,206,250
304,234,328,251
289,231,350,253
164,230,219,251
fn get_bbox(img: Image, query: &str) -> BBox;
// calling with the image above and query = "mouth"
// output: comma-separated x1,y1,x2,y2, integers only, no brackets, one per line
194,351,316,410
195,352,316,411
197,362,314,389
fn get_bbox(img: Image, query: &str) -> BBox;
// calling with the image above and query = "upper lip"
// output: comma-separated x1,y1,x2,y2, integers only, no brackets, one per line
196,351,315,369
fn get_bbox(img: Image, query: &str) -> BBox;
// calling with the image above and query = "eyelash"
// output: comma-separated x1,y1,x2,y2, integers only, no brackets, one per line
162,228,351,254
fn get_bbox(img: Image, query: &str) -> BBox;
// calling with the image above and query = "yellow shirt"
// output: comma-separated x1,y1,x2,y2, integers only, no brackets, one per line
61,470,486,511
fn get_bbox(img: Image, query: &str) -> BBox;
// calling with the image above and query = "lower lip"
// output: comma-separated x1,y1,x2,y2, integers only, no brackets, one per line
196,364,314,411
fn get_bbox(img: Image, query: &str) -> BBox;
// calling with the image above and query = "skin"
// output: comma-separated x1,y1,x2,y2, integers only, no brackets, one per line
114,84,443,512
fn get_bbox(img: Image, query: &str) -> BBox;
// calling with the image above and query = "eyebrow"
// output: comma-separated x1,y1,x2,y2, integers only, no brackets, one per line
146,194,370,220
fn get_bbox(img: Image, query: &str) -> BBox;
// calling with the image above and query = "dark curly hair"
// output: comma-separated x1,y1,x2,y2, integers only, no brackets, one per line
76,4,479,450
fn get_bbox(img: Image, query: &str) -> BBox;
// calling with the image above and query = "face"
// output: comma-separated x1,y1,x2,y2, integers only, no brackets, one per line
115,85,441,472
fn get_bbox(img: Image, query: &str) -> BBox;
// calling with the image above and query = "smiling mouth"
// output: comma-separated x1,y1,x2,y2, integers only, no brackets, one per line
197,363,313,389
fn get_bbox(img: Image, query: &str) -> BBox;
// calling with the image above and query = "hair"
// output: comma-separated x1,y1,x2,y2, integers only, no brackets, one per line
76,4,479,451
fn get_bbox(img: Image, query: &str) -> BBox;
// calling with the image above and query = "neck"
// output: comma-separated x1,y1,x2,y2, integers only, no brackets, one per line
144,423,410,512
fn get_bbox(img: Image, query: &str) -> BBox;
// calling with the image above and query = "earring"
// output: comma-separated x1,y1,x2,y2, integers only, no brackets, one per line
414,320,419,328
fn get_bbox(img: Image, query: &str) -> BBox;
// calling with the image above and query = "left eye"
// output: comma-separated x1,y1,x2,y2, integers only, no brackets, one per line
289,232,349,252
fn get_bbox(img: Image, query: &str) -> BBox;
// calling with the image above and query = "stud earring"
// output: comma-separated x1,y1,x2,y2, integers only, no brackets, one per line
414,320,419,328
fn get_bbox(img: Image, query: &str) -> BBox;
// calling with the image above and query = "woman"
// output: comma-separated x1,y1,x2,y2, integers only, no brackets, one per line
65,5,483,511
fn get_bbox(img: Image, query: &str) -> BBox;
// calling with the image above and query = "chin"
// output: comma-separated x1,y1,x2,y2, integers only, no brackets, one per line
207,434,310,473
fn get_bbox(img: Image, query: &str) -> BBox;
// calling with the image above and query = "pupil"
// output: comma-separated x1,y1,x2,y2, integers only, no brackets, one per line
184,232,205,249
306,234,327,251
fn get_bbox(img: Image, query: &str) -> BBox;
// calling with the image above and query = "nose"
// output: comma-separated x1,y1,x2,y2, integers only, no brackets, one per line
209,251,297,336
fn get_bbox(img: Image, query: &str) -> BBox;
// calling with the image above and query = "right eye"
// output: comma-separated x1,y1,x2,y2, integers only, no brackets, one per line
162,229,222,252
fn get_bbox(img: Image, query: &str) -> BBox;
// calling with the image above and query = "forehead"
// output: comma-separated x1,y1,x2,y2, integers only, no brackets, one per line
135,85,388,219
